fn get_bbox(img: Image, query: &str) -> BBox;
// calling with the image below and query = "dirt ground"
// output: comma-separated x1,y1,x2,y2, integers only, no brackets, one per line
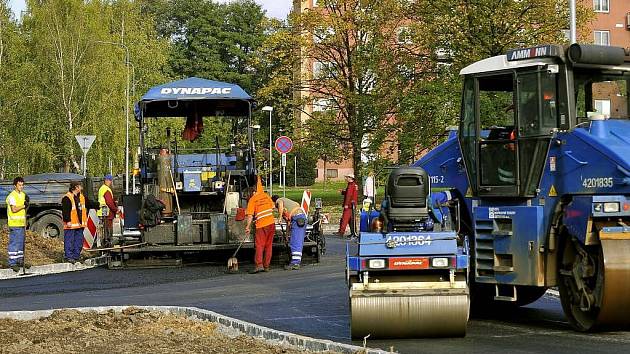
0,308,320,354
0,228,69,268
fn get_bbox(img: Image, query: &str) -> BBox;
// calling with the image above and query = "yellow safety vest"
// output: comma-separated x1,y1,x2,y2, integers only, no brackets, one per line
97,184,113,217
6,190,26,228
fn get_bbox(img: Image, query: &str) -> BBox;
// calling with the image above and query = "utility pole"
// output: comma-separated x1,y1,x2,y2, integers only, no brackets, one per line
569,0,577,44
262,106,273,194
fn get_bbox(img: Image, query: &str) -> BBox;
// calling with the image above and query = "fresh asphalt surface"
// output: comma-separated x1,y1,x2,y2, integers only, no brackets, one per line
1,236,629,353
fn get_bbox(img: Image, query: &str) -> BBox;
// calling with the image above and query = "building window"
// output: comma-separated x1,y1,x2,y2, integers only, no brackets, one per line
313,98,331,112
593,0,609,13
314,168,319,178
594,99,611,116
594,30,610,46
396,27,412,44
326,169,338,178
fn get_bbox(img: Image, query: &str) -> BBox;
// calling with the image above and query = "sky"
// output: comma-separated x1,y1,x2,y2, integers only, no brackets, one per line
9,0,292,19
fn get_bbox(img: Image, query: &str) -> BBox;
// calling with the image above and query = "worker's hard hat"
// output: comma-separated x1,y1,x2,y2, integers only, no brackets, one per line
345,174,355,179
104,174,113,181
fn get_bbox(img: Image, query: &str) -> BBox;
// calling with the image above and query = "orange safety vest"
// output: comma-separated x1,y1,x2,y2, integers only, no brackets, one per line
246,193,275,229
246,177,275,229
63,192,88,230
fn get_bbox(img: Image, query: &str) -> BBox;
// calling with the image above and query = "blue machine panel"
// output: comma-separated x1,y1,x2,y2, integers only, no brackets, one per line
473,206,545,286
358,231,458,257
183,171,202,192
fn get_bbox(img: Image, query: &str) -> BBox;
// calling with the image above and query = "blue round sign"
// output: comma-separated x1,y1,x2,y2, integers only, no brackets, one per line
275,136,293,154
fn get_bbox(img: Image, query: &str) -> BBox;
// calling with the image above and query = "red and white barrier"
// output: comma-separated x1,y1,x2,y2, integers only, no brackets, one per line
301,190,311,215
83,209,99,249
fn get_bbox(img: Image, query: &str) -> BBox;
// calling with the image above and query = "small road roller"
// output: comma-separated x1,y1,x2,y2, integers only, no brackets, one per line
346,167,469,339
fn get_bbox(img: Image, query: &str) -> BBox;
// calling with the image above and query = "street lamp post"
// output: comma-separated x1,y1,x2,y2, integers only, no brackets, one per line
250,124,262,186
262,106,273,195
569,0,577,44
95,40,131,194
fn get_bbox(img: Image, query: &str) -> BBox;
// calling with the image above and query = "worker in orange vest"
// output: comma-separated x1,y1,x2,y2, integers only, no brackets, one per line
61,181,98,263
245,176,276,273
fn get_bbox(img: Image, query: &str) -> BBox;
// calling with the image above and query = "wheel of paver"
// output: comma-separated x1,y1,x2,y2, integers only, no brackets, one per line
558,235,630,331
32,214,63,238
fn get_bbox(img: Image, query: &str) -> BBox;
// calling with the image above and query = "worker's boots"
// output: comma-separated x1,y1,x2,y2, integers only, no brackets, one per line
284,264,300,271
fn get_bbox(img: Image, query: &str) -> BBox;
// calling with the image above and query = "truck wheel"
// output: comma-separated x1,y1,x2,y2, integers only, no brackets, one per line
32,214,64,238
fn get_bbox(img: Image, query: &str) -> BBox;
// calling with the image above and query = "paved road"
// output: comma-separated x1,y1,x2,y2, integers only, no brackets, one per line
1,236,629,353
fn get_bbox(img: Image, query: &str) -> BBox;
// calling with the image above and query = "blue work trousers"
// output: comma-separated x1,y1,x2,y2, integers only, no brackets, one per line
8,227,25,266
289,214,307,265
64,228,84,261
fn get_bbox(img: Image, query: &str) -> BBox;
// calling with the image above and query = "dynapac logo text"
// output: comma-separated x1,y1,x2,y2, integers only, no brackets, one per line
160,87,232,95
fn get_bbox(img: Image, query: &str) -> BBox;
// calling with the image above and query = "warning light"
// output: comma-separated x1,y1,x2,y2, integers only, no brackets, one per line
624,203,630,211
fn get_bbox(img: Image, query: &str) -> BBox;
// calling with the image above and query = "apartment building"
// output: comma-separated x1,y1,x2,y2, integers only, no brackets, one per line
584,0,630,117
588,0,630,47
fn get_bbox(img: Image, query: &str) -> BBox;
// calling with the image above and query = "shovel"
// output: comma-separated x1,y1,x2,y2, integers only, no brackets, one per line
18,216,33,277
227,237,245,273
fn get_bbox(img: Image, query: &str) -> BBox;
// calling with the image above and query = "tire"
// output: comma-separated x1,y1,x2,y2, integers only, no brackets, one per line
32,213,64,238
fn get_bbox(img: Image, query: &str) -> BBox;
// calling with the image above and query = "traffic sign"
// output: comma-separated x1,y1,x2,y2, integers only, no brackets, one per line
75,135,96,154
275,136,293,154
281,153,287,167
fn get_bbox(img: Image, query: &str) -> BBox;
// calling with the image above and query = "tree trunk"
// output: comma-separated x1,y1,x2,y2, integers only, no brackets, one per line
351,143,363,201
323,156,327,192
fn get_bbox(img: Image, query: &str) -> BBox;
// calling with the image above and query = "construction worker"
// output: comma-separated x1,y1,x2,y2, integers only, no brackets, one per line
5,176,29,272
245,176,275,273
97,174,119,247
272,195,307,270
61,181,98,263
337,174,359,237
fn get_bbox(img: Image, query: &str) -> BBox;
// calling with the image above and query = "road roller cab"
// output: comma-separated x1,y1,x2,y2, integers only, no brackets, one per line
346,166,469,339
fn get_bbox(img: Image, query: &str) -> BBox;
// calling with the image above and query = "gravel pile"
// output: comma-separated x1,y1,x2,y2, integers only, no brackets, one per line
0,228,69,268
0,308,318,354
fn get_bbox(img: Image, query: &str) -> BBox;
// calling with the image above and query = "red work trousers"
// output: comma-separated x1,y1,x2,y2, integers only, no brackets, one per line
338,207,354,235
254,224,275,268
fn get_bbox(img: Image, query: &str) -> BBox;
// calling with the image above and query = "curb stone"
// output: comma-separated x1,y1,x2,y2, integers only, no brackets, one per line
0,306,391,354
546,289,560,298
0,255,107,280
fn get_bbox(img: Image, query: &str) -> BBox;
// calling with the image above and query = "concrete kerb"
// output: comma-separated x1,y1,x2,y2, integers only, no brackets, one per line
0,306,391,354
0,255,107,280
546,288,560,298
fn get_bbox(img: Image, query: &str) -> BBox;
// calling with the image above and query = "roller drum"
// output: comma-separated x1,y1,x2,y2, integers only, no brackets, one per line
351,293,469,338
596,240,630,327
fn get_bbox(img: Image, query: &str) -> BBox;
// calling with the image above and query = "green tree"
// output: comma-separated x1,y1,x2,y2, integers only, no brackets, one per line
411,0,592,70
7,0,169,175
393,0,593,161
249,18,306,181
0,1,28,178
144,0,267,94
291,0,421,189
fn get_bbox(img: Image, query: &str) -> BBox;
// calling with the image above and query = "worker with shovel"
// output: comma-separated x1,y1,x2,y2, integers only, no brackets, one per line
5,176,30,272
272,195,307,270
244,176,275,273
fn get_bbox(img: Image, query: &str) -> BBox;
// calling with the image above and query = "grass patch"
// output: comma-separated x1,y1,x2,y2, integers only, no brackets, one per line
270,181,384,219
